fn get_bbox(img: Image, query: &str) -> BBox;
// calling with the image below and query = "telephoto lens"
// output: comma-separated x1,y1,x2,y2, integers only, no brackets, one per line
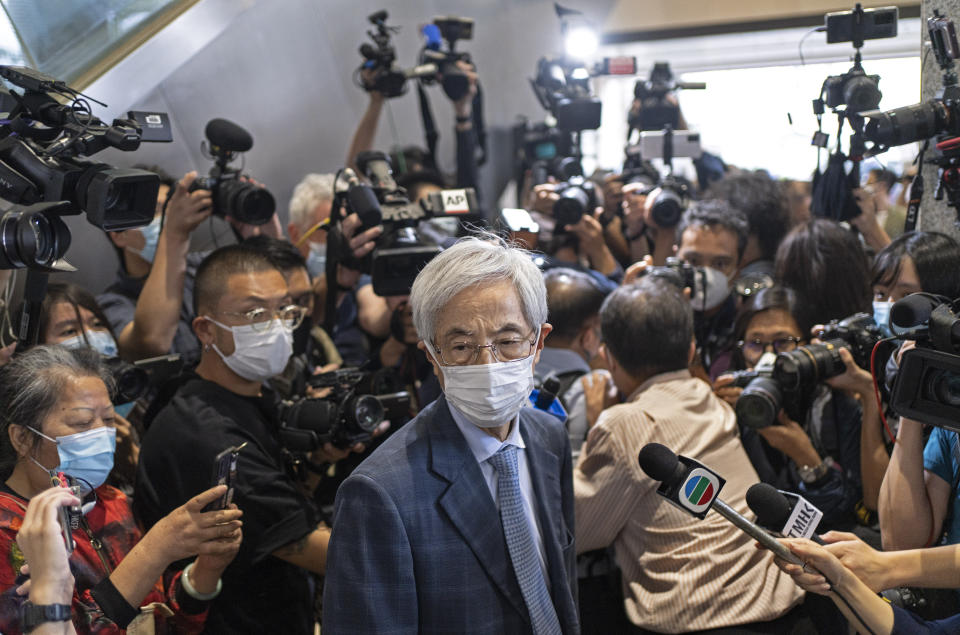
215,178,275,225
101,356,149,405
650,188,684,227
774,340,847,393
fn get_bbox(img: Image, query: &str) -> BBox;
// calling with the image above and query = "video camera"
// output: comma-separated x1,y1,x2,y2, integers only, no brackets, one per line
730,313,883,429
0,65,161,270
357,10,437,98
188,118,275,226
629,62,705,132
530,57,601,133
277,367,410,453
419,16,475,102
888,292,960,431
340,150,480,297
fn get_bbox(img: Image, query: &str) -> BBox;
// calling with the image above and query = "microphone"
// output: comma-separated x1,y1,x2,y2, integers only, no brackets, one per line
638,443,801,564
204,118,254,153
746,483,825,543
890,292,951,333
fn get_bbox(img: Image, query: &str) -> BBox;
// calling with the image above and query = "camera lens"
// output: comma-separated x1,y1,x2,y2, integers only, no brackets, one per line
844,74,882,113
929,370,960,407
774,340,846,392
736,377,782,429
650,189,683,227
344,394,385,434
0,207,71,270
554,188,588,228
102,356,149,404
865,100,948,148
218,178,276,225
79,167,159,231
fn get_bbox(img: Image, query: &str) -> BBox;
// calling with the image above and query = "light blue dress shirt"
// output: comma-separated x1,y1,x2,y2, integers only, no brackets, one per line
447,402,550,584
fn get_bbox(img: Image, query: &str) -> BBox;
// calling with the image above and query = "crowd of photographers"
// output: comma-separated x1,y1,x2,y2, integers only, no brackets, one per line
4,11,960,635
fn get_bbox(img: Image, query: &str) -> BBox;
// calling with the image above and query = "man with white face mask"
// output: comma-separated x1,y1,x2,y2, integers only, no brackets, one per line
674,200,750,380
134,244,330,634
324,235,580,634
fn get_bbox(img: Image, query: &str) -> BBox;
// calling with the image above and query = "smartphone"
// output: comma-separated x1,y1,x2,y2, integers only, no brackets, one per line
50,472,80,554
203,443,247,512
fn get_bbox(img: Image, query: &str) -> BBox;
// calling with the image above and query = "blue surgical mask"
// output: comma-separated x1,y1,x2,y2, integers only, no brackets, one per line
873,300,894,338
130,215,161,264
60,330,118,358
28,426,116,489
305,241,327,278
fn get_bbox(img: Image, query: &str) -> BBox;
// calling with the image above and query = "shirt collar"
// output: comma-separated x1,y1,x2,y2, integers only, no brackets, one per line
447,401,525,465
630,368,693,401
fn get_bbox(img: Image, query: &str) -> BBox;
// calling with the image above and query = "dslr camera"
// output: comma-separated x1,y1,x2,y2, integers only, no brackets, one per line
343,150,480,296
629,62,705,132
0,65,161,270
188,118,275,225
419,16,475,102
530,57,601,133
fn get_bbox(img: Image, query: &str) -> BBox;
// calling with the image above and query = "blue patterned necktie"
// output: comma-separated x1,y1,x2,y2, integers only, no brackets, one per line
488,445,562,635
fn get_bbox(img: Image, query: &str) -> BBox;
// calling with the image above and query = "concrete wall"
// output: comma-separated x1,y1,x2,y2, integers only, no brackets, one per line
54,0,616,293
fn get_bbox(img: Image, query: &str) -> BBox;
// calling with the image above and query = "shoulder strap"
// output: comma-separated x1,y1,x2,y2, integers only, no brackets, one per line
0,492,27,514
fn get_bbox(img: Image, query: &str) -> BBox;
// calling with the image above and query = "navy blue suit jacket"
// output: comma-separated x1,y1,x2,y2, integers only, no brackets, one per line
322,396,580,634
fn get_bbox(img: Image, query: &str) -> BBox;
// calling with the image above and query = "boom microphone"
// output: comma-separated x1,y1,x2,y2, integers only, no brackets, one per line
204,118,254,153
638,443,801,564
890,292,950,333
746,483,825,543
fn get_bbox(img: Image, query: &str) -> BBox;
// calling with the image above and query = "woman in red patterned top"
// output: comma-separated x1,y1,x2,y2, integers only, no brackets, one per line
0,346,243,634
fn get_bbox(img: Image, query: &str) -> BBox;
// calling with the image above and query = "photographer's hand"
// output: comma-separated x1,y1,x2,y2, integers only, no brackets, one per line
450,61,478,129
582,370,617,430
712,374,743,409
335,212,383,293
824,347,873,398
623,255,653,286
566,208,618,276
851,187,891,251
164,172,213,241
757,411,822,468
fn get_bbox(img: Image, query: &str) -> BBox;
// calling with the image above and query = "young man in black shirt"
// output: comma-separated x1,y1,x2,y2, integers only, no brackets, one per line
134,245,331,633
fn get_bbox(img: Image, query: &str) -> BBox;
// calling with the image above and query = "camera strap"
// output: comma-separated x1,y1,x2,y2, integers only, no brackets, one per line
417,82,440,171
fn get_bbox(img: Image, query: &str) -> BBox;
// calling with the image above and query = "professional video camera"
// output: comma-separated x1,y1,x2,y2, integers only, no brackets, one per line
188,118,275,225
530,57,601,133
810,4,897,222
887,292,960,431
338,150,480,297
418,16,475,102
629,62,705,133
356,10,436,98
277,368,411,456
727,313,882,429
0,65,161,271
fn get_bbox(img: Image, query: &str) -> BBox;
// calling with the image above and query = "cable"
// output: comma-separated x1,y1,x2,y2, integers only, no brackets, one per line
798,26,825,66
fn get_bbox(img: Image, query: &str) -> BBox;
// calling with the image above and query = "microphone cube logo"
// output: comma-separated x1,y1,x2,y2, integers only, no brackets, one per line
679,468,721,515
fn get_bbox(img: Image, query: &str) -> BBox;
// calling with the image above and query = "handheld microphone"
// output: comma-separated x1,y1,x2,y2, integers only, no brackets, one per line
638,443,801,564
746,483,825,544
204,118,254,153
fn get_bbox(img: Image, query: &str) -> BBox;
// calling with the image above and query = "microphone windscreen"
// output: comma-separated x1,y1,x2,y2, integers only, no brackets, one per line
891,293,949,330
205,118,253,153
745,483,792,530
638,443,680,483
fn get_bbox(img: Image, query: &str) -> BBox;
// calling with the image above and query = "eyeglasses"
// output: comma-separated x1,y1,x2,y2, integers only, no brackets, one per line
218,305,307,332
433,331,538,366
739,336,801,359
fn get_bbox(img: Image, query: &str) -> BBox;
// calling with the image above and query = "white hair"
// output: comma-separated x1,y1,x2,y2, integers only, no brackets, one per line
288,173,335,232
410,234,547,344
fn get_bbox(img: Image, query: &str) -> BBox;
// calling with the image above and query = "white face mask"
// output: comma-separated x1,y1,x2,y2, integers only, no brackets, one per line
425,334,538,429
694,267,731,312
60,330,118,358
204,316,293,382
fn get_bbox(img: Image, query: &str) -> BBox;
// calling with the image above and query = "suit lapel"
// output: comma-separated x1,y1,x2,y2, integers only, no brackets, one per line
520,411,573,619
428,397,529,621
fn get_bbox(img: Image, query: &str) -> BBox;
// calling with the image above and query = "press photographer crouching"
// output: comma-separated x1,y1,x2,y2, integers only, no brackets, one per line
713,286,886,531
0,346,241,634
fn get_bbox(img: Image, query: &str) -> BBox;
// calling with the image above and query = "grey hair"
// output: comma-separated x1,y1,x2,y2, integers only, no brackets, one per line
410,233,548,343
288,173,335,233
0,346,114,479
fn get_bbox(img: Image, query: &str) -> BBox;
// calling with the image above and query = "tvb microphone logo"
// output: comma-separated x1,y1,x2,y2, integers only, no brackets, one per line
679,468,722,515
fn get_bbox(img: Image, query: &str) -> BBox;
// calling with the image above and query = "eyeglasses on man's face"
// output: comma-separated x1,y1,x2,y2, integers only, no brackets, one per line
433,330,538,366
218,305,308,332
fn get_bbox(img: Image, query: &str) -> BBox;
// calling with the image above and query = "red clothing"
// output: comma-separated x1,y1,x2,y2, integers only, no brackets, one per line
0,485,206,634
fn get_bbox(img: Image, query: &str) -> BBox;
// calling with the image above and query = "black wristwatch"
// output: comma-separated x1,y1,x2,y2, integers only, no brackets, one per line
21,601,71,632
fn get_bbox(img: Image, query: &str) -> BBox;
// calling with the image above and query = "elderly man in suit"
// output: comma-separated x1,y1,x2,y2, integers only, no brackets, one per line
323,236,579,634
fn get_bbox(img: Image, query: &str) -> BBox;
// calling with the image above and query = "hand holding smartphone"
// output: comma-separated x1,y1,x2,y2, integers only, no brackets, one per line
203,443,247,512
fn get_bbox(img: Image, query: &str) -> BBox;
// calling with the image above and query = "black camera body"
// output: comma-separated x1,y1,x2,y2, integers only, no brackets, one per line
552,176,597,229
649,175,690,228
531,58,601,133
819,312,883,370
188,118,275,226
419,16,475,102
629,62,705,132
822,66,882,112
358,10,437,98
347,151,480,296
728,353,784,429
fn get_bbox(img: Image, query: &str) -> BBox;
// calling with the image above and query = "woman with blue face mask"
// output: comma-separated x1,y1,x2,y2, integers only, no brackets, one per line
0,346,243,634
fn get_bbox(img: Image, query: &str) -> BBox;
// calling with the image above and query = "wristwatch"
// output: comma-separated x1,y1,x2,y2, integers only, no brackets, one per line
20,601,71,632
798,457,833,485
